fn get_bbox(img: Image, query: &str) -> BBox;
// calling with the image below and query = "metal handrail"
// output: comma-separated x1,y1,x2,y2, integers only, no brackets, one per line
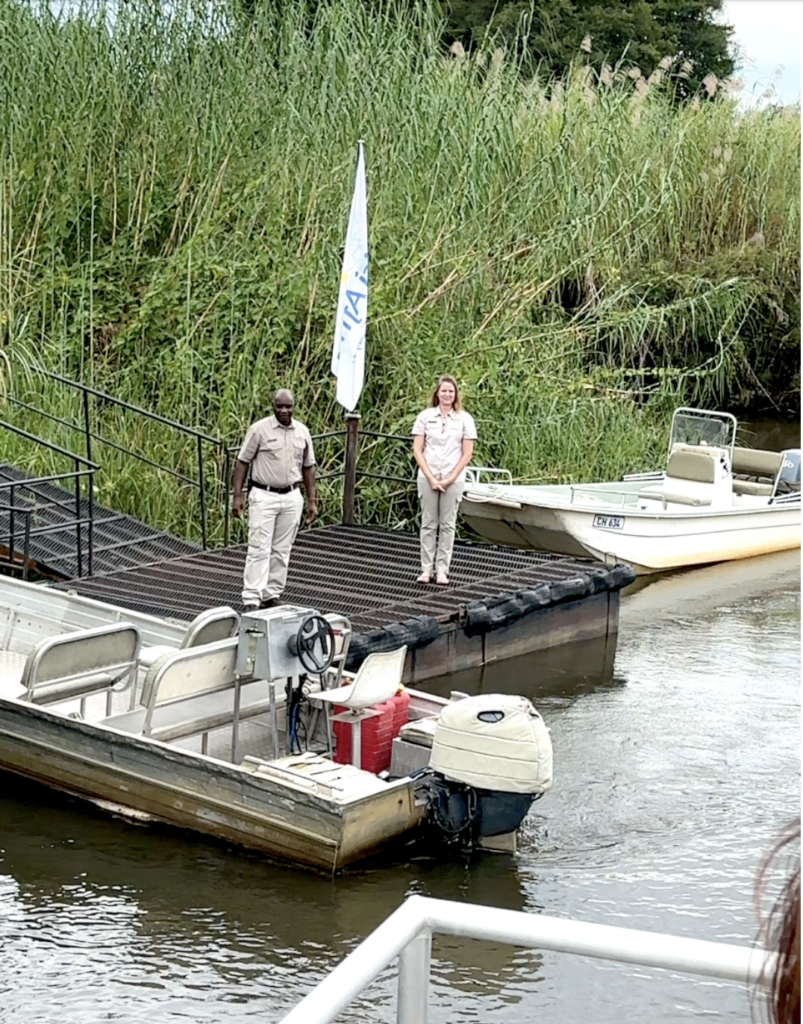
0,419,99,468
0,500,33,579
358,471,415,484
38,370,220,442
0,419,97,576
0,469,94,491
12,372,223,548
7,374,441,551
280,895,772,1024
358,430,410,442
569,485,633,508
223,430,353,544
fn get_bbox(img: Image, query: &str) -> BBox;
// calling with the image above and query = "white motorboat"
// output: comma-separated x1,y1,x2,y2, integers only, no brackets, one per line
0,577,553,872
460,408,801,575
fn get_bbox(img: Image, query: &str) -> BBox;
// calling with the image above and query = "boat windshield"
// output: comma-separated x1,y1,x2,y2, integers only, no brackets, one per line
669,408,736,456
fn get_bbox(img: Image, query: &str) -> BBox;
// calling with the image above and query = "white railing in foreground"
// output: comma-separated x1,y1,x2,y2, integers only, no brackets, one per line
279,894,772,1024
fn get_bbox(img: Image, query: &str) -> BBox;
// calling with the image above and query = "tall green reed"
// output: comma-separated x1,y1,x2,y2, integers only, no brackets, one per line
0,0,798,540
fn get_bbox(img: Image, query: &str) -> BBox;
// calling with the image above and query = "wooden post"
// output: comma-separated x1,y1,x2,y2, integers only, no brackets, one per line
343,413,360,525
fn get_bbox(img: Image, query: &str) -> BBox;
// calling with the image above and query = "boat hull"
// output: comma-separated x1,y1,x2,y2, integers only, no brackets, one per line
0,698,425,872
461,498,801,574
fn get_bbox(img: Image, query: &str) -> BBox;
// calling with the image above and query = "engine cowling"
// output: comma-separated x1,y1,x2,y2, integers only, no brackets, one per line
429,693,552,795
419,694,552,844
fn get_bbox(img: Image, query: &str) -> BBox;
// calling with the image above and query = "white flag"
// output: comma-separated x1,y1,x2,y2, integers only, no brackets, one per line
331,141,368,412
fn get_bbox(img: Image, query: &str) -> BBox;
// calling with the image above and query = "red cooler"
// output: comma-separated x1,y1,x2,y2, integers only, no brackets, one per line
333,688,410,773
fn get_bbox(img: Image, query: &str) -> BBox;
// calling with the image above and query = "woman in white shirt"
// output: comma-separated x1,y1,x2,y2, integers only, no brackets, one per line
411,375,477,585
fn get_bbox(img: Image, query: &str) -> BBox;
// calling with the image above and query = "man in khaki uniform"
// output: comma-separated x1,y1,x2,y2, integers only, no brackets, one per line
232,389,317,611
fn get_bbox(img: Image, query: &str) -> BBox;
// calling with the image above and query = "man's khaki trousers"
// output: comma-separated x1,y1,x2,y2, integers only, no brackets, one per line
242,487,303,605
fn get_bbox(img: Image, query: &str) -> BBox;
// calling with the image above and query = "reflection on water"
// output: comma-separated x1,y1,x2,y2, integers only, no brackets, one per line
425,632,620,703
0,550,799,1024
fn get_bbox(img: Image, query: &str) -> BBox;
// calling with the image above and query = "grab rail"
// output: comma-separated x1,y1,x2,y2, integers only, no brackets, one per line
464,466,514,486
569,486,633,508
279,895,771,1024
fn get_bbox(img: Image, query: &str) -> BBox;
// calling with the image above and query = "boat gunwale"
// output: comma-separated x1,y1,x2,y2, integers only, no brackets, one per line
0,691,424,813
463,485,800,520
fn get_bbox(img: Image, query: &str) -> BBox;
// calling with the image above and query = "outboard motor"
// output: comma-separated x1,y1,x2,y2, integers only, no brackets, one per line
777,449,801,495
418,694,552,846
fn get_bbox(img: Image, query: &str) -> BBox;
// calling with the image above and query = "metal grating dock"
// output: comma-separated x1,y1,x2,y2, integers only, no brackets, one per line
53,524,608,634
0,464,200,578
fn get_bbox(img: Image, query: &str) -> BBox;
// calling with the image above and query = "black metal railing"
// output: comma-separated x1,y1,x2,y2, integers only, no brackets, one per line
338,415,416,524
7,370,223,549
0,420,98,577
223,416,417,539
0,501,32,579
2,363,423,574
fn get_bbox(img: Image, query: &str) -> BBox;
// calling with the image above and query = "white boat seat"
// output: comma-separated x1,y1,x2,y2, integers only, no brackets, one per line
101,638,283,744
731,447,783,478
138,606,240,669
728,448,782,499
20,623,140,715
638,446,724,508
313,647,407,710
732,479,774,497
310,646,407,766
665,447,718,483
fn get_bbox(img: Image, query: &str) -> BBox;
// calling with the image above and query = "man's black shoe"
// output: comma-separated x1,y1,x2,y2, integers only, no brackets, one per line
260,597,281,609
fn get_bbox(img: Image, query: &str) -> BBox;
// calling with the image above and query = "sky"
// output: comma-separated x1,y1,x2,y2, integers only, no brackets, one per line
719,0,802,105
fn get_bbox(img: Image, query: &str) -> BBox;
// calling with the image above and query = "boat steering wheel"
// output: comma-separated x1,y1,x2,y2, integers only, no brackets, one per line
293,614,336,674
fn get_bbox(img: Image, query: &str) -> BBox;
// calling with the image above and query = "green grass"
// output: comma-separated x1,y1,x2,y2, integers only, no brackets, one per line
0,0,798,542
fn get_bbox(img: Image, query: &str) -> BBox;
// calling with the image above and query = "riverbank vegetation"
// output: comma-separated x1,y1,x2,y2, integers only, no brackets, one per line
0,0,799,540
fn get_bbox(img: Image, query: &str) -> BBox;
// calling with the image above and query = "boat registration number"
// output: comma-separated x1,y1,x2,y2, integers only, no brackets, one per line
593,514,626,531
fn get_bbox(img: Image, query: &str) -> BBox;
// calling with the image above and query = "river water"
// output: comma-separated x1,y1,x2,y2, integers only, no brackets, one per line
0,550,799,1023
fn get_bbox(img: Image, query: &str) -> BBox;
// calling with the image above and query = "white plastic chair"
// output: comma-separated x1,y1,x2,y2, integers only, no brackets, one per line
311,646,407,767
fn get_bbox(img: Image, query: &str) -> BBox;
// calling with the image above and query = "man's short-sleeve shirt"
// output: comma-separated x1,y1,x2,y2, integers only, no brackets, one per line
411,407,477,479
237,416,316,488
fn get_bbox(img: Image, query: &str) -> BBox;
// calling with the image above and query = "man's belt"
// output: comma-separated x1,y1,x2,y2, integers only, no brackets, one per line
249,480,300,494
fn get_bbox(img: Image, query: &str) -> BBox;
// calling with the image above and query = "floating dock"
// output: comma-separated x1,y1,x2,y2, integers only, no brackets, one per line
54,525,634,684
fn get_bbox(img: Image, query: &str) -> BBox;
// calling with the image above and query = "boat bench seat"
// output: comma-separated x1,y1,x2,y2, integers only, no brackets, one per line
729,448,782,498
138,606,239,670
102,676,286,742
731,447,783,478
101,638,285,743
732,479,774,497
20,623,140,714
